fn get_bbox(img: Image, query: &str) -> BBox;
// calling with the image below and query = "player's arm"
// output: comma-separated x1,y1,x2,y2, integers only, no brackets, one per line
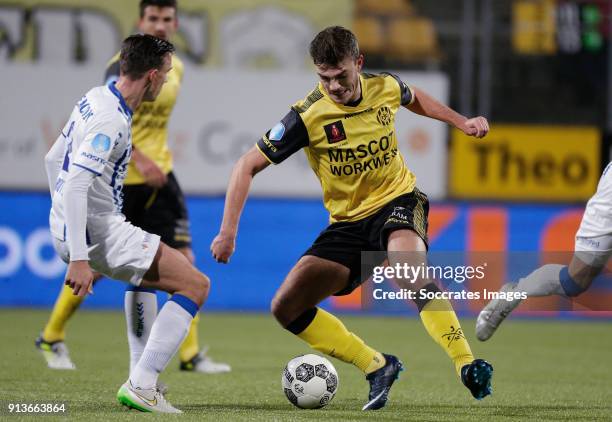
63,117,117,295
211,147,270,263
44,134,66,197
408,87,488,138
211,109,309,263
388,73,489,138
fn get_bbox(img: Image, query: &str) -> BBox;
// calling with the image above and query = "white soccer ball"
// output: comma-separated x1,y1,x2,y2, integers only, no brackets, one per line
281,354,339,409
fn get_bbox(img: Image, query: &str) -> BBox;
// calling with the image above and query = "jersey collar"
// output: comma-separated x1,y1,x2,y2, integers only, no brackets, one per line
107,81,133,118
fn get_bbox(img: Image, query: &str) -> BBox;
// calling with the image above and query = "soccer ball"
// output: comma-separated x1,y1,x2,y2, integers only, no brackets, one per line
281,354,339,409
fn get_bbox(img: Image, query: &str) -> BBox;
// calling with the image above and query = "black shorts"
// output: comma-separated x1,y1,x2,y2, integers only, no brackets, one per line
303,188,429,296
122,171,191,249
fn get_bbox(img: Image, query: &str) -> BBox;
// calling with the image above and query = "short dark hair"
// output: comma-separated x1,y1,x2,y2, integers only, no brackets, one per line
139,0,177,18
119,34,175,80
309,26,360,66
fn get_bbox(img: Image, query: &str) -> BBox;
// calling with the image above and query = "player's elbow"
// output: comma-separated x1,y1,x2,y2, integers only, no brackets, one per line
236,146,270,178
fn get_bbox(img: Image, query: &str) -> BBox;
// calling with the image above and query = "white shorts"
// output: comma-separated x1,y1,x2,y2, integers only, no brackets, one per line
53,215,161,286
575,163,612,266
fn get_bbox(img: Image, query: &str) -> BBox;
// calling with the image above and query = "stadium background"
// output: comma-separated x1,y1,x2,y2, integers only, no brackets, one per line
0,0,610,317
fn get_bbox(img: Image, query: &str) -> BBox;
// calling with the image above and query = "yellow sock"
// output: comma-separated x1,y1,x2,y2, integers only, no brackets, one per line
42,284,84,342
297,308,381,373
419,299,474,376
179,313,200,362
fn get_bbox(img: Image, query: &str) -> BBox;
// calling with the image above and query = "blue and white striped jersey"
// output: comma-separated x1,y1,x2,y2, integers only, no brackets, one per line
47,82,133,259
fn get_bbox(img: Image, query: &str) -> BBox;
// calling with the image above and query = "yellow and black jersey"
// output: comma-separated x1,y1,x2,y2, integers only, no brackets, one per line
256,72,417,223
104,53,184,185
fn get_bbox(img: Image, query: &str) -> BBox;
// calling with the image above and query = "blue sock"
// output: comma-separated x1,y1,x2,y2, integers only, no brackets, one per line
559,267,587,297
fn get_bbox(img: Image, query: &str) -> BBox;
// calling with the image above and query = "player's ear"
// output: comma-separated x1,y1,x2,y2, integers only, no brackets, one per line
146,68,158,84
355,54,364,71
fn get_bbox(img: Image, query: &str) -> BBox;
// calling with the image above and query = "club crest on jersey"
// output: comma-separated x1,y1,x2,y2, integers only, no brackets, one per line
323,121,346,143
377,107,392,126
92,134,111,153
269,122,286,141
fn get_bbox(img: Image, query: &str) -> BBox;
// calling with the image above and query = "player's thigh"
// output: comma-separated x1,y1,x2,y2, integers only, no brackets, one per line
177,246,195,265
272,255,350,322
386,229,429,290
141,242,209,304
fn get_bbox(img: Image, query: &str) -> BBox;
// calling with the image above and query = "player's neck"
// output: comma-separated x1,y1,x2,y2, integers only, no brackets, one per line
343,78,362,106
114,78,147,112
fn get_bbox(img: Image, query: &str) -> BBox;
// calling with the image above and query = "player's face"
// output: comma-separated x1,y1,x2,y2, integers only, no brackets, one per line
316,54,364,105
143,53,172,102
138,6,177,41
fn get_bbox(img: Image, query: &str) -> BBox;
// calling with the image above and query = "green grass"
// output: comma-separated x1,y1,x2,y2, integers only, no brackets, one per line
0,310,611,421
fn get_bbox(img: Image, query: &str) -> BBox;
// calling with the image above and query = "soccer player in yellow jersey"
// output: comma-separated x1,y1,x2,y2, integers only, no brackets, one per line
36,0,230,375
211,26,493,409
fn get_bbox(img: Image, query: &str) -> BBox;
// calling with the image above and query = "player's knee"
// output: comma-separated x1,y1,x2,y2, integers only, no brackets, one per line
184,271,210,305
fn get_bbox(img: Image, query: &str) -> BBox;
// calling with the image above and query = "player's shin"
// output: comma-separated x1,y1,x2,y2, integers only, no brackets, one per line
288,307,385,374
516,263,572,296
416,283,473,376
42,284,85,342
130,295,198,389
125,286,158,375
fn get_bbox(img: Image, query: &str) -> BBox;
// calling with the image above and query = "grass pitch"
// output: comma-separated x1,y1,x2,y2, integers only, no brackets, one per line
0,310,611,421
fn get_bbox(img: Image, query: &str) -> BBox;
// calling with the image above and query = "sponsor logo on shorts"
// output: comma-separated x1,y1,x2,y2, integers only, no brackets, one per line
323,120,346,143
390,206,409,221
577,236,600,249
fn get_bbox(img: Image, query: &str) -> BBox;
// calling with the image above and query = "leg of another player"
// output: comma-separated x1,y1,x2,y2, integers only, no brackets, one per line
271,256,403,410
36,272,103,370
387,229,492,400
515,254,602,298
128,243,209,392
176,246,231,373
476,253,606,341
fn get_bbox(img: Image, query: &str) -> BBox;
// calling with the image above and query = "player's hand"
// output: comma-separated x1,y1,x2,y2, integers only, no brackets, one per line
461,116,489,139
65,260,94,297
210,232,236,264
133,152,167,188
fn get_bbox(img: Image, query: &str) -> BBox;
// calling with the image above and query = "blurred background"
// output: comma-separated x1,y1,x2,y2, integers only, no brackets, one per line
0,0,610,317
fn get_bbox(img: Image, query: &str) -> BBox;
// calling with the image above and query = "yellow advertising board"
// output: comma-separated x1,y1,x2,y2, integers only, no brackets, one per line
450,125,600,201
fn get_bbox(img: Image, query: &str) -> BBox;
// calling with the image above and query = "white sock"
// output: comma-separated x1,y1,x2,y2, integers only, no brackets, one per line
124,288,158,375
130,297,196,389
515,264,566,297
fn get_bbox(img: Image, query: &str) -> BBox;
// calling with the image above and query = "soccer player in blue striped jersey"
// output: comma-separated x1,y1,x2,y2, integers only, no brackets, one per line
45,34,209,413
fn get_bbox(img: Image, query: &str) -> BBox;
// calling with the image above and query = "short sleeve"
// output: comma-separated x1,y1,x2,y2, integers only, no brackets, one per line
256,109,309,164
384,72,415,106
72,117,122,176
